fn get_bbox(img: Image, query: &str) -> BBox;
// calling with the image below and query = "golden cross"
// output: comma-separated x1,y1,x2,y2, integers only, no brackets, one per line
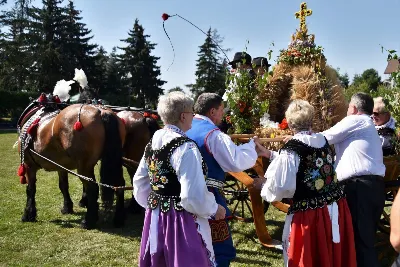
295,2,312,32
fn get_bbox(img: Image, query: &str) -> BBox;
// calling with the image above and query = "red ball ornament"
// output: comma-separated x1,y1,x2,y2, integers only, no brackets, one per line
53,95,61,103
162,13,169,21
17,164,26,176
143,112,150,118
73,121,83,131
38,93,47,103
20,176,27,184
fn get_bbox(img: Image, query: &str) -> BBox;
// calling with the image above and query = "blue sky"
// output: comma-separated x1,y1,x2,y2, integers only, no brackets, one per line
3,0,400,92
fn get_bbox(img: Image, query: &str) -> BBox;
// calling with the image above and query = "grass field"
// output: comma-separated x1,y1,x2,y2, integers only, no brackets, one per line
0,131,286,266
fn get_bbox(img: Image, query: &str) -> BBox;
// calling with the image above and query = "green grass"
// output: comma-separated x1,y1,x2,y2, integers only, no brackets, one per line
0,131,286,266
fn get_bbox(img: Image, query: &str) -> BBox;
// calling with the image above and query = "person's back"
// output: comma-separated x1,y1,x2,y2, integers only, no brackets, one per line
330,114,385,180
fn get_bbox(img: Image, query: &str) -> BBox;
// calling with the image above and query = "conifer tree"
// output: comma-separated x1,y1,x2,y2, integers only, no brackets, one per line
118,19,165,108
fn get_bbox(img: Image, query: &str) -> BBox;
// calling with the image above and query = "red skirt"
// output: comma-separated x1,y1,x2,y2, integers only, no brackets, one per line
287,198,357,267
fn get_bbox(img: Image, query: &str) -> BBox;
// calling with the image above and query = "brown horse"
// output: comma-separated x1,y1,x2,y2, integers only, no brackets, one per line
18,101,126,229
117,110,160,212
70,108,160,215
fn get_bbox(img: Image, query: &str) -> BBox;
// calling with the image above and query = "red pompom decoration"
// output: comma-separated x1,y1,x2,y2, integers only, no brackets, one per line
120,118,126,125
162,13,169,21
53,95,61,103
143,112,150,118
151,114,159,120
20,176,27,184
17,164,26,176
38,93,47,103
73,121,83,131
27,118,40,135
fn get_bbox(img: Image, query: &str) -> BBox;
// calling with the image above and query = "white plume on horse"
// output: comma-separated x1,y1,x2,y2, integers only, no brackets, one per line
53,79,75,102
73,68,88,89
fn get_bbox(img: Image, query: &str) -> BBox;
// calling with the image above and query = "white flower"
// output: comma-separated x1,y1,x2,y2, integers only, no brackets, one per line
73,68,88,89
315,158,324,168
326,154,332,164
260,113,279,129
53,79,75,102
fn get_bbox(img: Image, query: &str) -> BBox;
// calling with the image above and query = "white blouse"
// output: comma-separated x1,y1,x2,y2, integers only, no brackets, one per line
132,124,218,256
194,114,258,173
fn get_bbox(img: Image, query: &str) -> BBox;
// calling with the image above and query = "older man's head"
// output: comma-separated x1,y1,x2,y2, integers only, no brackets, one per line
194,93,224,126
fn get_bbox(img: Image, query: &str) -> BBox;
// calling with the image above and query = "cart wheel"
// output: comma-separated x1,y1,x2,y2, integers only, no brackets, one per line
224,177,254,222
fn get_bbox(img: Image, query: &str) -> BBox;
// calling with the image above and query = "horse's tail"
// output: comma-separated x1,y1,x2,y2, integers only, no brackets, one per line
99,112,124,203
144,117,161,137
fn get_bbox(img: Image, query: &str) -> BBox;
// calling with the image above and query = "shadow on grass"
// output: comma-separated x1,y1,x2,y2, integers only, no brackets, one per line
0,129,17,134
49,201,145,238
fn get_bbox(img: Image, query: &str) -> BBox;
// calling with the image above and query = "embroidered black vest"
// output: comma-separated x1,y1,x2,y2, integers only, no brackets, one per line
145,136,207,213
377,127,396,156
280,138,344,214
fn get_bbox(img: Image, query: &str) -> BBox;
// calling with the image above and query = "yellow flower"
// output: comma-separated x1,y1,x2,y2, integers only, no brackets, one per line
333,174,338,183
315,179,324,190
270,133,276,138
160,176,167,184
152,185,158,191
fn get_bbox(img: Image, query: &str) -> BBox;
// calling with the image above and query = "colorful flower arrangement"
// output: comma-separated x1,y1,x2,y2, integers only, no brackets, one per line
224,61,269,134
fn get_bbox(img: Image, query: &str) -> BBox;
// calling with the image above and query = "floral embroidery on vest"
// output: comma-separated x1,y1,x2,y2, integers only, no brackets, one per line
145,136,208,212
281,138,344,214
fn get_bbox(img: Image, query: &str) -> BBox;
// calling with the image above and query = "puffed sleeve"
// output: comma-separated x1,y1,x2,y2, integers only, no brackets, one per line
175,144,218,218
260,150,299,202
132,156,151,208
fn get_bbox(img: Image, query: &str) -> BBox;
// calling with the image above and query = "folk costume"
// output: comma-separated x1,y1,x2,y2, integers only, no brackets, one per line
133,125,218,267
261,132,357,267
186,115,258,267
375,116,397,156
323,114,386,267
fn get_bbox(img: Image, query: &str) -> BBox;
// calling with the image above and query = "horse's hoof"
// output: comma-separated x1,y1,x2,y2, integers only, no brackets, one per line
80,219,96,230
113,218,125,228
78,200,87,208
21,214,36,222
61,206,74,215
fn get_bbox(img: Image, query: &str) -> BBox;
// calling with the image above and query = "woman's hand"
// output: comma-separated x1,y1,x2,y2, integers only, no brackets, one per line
214,204,226,220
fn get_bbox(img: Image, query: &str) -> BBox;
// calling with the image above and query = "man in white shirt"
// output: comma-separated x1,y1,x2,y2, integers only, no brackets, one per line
322,92,386,267
186,93,259,267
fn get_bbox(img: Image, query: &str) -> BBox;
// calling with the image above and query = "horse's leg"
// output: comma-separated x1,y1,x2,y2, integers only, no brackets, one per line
78,183,88,208
127,168,143,214
58,171,74,214
79,168,99,230
21,167,37,222
114,180,126,228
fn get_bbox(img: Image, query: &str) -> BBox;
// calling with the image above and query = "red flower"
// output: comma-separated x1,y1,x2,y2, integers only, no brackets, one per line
151,114,159,120
226,115,231,124
326,176,332,184
143,112,150,118
278,118,288,130
162,13,169,21
238,101,246,113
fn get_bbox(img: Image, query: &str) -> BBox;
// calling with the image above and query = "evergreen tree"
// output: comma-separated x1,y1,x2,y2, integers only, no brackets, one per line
191,28,228,99
118,19,165,108
105,47,123,94
61,0,97,80
28,0,66,92
92,46,108,94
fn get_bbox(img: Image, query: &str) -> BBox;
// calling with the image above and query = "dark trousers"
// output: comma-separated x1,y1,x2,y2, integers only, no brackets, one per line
342,175,386,267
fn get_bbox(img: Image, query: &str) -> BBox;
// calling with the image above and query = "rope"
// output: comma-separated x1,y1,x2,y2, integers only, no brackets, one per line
163,13,230,71
29,149,133,191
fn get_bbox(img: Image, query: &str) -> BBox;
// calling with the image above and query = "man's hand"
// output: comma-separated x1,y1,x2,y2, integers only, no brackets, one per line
253,176,266,190
214,204,226,220
253,136,271,158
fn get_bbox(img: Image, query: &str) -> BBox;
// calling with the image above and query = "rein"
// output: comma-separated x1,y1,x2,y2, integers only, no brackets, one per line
29,149,135,191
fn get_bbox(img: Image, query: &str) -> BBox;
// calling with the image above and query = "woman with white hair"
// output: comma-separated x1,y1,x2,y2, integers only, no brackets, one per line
373,96,397,156
254,100,356,267
133,91,225,267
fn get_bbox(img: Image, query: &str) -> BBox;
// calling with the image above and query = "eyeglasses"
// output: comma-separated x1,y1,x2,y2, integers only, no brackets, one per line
372,112,387,117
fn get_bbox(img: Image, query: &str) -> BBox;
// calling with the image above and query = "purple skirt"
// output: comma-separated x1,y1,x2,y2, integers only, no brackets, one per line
139,208,214,267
